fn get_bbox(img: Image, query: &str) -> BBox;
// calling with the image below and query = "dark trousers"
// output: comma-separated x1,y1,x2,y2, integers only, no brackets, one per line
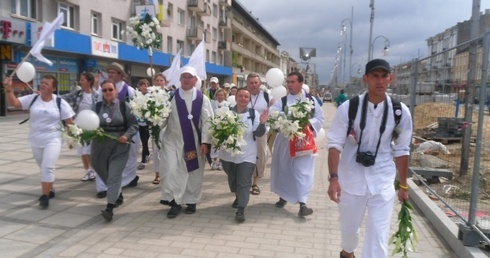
221,160,255,209
139,125,150,163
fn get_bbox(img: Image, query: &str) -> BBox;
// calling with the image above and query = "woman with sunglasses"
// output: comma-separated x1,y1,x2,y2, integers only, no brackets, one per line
91,79,138,221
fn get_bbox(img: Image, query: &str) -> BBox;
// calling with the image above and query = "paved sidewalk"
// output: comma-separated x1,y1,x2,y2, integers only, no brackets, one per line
0,103,456,258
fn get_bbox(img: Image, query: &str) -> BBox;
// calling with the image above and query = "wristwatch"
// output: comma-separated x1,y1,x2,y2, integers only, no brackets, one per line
328,173,338,181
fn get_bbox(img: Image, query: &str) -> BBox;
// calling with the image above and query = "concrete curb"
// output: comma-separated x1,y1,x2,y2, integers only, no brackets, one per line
408,179,487,258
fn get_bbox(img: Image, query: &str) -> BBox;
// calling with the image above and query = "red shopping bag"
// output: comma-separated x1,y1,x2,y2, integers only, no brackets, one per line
289,126,317,157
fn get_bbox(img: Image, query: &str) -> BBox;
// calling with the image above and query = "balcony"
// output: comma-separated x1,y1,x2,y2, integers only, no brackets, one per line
219,18,228,27
186,27,203,40
187,0,210,16
218,41,228,51
219,0,231,7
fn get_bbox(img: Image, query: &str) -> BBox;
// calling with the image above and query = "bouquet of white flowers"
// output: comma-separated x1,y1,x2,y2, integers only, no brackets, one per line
209,107,247,156
62,124,118,147
129,86,172,149
125,13,162,50
268,98,315,140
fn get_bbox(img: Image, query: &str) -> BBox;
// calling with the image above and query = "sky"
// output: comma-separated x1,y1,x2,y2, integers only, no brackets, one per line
236,0,490,85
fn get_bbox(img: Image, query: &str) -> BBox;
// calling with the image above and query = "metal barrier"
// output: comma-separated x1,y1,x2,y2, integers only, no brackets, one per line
402,29,490,247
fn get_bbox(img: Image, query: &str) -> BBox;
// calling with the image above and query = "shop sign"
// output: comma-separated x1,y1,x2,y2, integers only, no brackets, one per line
0,43,13,61
91,37,118,58
0,17,26,44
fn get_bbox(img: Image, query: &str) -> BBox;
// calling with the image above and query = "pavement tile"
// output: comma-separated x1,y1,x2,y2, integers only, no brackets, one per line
5,225,65,244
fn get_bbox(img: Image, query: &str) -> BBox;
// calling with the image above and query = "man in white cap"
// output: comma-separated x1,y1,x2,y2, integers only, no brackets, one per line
160,66,213,218
205,77,219,100
95,62,141,199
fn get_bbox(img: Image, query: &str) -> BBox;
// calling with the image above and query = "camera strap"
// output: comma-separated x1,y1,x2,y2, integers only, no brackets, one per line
356,94,389,159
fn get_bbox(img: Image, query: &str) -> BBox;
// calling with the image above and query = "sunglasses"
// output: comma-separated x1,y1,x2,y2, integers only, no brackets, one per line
102,88,114,93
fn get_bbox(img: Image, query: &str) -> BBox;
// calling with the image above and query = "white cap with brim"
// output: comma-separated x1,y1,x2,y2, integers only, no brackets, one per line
210,77,219,84
180,66,197,77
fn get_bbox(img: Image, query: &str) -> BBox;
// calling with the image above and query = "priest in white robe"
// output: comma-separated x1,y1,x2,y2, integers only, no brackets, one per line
159,66,213,218
269,71,325,217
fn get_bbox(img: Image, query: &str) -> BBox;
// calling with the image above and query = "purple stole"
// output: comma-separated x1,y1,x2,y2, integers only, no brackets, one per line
174,89,203,172
118,82,129,101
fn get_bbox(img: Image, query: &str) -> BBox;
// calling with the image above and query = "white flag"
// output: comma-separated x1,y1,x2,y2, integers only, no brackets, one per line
186,38,206,80
29,13,64,66
163,48,182,87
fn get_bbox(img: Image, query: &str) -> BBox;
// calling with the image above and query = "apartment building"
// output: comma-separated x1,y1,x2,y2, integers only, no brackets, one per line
0,0,234,115
228,0,281,88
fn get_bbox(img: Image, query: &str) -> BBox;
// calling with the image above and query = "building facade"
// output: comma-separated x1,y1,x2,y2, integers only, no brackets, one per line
0,0,234,115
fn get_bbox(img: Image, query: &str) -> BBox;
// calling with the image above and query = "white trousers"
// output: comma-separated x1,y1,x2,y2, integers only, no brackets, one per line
339,187,395,258
31,143,62,182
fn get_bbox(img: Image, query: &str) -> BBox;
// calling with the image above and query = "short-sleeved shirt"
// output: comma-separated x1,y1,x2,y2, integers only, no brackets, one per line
19,94,75,147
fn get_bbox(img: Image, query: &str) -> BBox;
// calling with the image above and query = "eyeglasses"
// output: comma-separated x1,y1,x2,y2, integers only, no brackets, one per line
102,88,114,93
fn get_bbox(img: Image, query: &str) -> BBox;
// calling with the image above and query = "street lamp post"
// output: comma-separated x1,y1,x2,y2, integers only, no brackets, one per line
367,0,375,61
341,6,354,85
336,42,343,86
370,35,390,59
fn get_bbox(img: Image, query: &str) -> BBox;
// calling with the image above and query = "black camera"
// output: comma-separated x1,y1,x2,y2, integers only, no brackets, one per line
356,151,376,167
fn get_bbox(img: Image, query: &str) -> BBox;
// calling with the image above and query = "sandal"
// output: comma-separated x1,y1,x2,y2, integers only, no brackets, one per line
152,176,160,184
251,184,261,195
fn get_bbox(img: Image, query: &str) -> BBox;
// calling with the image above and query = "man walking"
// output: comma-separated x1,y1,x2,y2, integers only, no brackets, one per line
327,59,413,258
246,72,272,195
159,66,213,218
269,71,324,216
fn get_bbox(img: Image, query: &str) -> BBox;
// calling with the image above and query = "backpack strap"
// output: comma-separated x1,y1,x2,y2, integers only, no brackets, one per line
281,96,287,112
391,97,402,127
19,95,39,124
263,91,269,105
120,100,127,131
249,108,256,141
95,101,102,114
346,96,360,137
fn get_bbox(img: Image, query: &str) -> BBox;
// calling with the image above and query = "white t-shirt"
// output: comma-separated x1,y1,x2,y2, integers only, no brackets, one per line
78,92,93,113
19,94,75,148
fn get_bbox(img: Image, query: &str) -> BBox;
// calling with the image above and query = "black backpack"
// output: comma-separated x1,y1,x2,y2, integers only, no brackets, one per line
19,95,62,125
346,95,402,137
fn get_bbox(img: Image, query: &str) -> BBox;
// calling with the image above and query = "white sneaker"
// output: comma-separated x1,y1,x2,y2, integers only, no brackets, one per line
138,163,146,170
217,162,223,171
81,171,95,181
211,161,218,170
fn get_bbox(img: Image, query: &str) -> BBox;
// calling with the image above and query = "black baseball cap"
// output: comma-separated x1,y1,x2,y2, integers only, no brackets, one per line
365,59,391,74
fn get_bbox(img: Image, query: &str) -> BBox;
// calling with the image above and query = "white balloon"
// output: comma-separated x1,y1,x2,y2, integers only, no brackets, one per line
265,68,284,88
271,85,287,100
227,95,236,106
17,62,35,83
302,84,310,94
315,128,326,143
146,67,155,77
75,110,100,131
